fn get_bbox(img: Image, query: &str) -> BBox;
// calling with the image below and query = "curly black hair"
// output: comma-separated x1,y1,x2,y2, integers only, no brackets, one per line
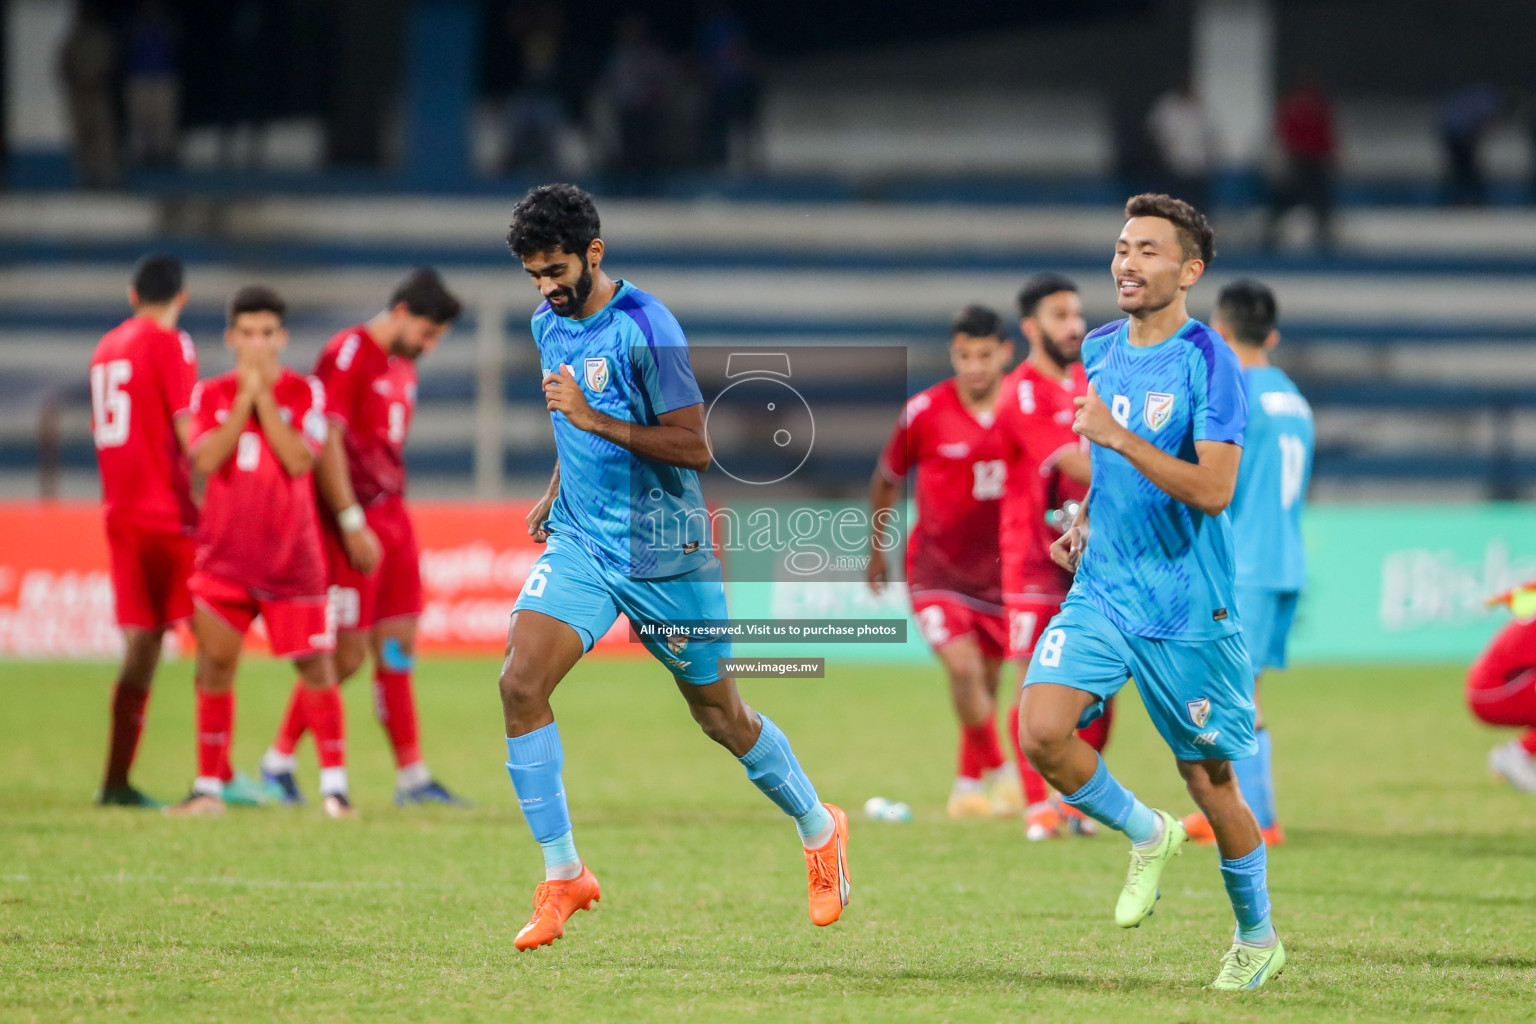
506,183,602,260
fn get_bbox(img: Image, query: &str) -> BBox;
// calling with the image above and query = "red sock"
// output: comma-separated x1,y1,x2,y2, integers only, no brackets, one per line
103,683,152,788
300,684,347,769
1521,729,1536,756
965,719,1005,773
1006,703,1052,805
373,669,421,769
957,723,982,779
195,689,234,782
271,682,308,757
1078,698,1114,753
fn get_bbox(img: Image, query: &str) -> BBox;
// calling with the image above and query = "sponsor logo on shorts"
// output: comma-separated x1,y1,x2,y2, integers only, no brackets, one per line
1144,392,1175,431
1194,730,1221,746
1186,697,1212,728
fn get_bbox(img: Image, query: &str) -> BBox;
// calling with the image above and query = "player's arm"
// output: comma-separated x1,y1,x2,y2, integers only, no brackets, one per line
253,389,316,477
527,460,560,543
1055,449,1090,486
543,365,711,471
1073,383,1239,516
315,425,382,573
1050,486,1091,573
191,363,259,474
866,464,901,593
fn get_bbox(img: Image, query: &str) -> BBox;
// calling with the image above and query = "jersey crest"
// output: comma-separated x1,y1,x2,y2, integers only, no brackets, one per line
584,356,611,393
1186,697,1212,728
1144,391,1175,431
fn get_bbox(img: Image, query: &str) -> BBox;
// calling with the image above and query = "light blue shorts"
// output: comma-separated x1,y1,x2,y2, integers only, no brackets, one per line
1022,596,1257,762
512,532,732,685
1234,586,1298,678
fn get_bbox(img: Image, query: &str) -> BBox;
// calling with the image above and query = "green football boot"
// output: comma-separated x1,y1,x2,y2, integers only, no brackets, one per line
1114,809,1185,928
1210,936,1286,990
221,771,268,808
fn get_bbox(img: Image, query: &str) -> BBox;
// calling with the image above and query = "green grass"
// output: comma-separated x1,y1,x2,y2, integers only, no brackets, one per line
3,656,1535,1022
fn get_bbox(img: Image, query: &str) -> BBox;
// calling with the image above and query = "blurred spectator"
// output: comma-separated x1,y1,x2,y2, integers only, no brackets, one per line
57,2,120,189
502,3,572,174
602,15,676,184
696,4,760,173
1146,81,1217,213
1439,83,1505,206
1264,75,1336,250
124,0,181,168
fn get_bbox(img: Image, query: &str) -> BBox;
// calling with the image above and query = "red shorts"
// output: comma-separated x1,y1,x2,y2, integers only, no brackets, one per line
323,495,423,632
911,592,1007,660
189,570,335,658
1004,593,1066,661
1467,617,1536,725
106,521,195,630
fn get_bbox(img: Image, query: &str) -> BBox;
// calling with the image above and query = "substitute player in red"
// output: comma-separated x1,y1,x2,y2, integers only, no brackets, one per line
868,304,1019,817
1470,582,1536,791
90,253,198,808
993,274,1110,840
257,269,466,806
166,285,353,818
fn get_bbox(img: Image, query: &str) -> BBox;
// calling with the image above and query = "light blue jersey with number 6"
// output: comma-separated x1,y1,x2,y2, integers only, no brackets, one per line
1231,366,1313,591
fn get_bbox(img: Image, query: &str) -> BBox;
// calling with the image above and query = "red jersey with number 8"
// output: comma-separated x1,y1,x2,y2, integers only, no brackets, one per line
188,369,329,597
89,316,199,534
879,379,1008,605
314,326,416,507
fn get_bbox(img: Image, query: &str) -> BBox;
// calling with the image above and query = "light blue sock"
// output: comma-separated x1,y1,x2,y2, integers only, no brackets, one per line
1061,754,1158,844
1220,844,1274,944
505,723,573,845
1231,735,1273,829
739,714,830,842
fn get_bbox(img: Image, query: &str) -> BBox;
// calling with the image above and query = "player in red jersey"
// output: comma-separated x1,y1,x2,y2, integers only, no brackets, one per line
1470,584,1536,791
992,274,1110,840
165,285,354,818
258,269,467,806
868,305,1020,817
89,253,198,808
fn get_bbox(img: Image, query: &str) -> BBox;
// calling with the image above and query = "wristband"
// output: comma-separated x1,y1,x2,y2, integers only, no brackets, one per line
337,505,366,532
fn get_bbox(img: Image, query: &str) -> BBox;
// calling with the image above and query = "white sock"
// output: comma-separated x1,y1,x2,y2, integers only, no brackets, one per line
396,761,431,791
953,776,985,794
319,767,349,798
1132,813,1166,849
193,776,224,798
260,749,297,775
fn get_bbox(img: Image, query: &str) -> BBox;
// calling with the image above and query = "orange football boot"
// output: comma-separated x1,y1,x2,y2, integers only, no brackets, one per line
1057,801,1099,837
1182,812,1285,847
1181,811,1218,845
514,866,602,950
1025,801,1062,841
804,803,851,926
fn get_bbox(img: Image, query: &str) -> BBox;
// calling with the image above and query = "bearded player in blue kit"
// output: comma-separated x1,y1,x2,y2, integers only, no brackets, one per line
1015,194,1283,990
496,184,849,951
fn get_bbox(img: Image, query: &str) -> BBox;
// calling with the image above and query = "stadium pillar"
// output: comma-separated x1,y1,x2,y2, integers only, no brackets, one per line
474,297,507,498
1191,0,1274,175
400,0,478,189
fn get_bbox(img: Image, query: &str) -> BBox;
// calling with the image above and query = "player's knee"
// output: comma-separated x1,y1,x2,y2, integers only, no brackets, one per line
1016,709,1072,767
497,646,549,715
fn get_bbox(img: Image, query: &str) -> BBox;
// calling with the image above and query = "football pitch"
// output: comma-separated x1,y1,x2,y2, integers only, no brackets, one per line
3,657,1534,1023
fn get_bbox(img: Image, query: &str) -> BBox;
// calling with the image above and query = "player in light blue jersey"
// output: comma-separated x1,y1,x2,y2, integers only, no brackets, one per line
495,184,850,951
1182,280,1313,849
1017,194,1283,990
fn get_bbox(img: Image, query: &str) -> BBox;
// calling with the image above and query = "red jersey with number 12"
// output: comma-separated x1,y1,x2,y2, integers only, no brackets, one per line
314,326,417,506
879,379,1008,605
188,369,330,597
995,361,1088,598
89,316,199,534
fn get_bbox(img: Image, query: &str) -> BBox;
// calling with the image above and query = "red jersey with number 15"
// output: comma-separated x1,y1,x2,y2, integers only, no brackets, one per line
995,361,1088,599
90,316,199,534
188,369,330,597
314,326,417,507
879,379,1008,605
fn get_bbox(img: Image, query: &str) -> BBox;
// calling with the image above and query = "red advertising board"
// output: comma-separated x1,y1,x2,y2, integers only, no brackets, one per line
0,501,635,658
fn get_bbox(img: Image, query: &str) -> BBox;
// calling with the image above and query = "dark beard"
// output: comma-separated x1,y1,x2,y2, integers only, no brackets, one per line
547,264,594,318
1037,325,1082,368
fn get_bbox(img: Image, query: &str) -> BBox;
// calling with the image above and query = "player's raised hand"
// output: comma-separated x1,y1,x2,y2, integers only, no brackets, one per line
866,547,888,594
1072,382,1121,446
544,364,598,431
235,347,264,401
